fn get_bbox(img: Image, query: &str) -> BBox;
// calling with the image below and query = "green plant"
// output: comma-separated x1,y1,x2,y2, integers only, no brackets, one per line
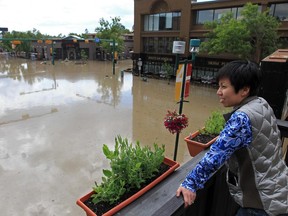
80,49,88,62
91,135,165,205
161,61,173,84
200,111,225,136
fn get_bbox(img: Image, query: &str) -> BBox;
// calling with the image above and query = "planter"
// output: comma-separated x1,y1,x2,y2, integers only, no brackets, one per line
184,130,218,157
76,157,180,216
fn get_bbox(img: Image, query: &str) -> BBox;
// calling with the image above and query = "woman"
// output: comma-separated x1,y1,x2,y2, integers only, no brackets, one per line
176,60,288,216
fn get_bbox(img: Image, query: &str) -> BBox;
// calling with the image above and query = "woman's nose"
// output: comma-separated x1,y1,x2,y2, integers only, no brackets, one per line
216,88,222,96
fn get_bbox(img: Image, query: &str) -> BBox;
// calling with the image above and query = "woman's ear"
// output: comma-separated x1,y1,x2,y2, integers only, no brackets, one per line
241,86,250,97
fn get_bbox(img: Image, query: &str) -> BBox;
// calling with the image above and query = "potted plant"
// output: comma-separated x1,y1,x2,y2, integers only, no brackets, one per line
184,111,225,157
76,135,180,216
164,110,189,134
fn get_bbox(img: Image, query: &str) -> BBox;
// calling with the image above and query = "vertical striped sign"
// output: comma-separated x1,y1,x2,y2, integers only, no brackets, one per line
175,63,192,101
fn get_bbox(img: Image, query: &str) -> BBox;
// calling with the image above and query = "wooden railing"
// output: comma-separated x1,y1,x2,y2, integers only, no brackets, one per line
116,120,288,216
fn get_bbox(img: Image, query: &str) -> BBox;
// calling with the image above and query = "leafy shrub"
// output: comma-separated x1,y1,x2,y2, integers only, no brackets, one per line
91,135,165,205
200,111,225,136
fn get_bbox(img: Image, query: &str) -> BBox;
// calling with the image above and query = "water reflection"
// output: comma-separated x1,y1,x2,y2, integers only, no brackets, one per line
0,58,128,120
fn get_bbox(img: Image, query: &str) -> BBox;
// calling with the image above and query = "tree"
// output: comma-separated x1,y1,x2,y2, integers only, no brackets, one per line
161,60,173,84
2,29,53,53
80,49,88,63
200,3,280,63
95,16,130,54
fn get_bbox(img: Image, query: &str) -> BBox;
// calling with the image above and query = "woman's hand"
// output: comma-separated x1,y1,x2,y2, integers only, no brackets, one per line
176,186,196,208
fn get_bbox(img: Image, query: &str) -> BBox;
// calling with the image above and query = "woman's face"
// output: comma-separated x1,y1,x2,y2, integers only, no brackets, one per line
217,78,250,107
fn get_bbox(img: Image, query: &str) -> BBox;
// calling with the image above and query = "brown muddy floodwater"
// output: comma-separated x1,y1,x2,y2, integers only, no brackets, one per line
0,56,224,216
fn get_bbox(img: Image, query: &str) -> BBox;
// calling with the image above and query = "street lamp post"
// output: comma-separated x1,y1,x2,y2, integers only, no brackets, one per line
95,37,118,75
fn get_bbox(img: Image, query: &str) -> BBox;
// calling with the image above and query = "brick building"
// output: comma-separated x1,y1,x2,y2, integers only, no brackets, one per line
132,0,288,79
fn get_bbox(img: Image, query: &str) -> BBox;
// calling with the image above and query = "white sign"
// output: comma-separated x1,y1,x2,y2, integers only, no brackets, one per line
172,41,186,54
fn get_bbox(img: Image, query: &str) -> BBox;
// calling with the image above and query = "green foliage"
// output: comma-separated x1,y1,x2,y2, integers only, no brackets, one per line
95,16,130,54
91,135,165,205
162,61,173,77
1,29,53,52
240,3,280,61
202,12,251,59
200,111,225,136
80,49,88,62
161,60,174,83
200,3,280,63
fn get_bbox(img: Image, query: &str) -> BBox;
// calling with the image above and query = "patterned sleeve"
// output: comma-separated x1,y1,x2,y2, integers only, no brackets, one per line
180,111,253,192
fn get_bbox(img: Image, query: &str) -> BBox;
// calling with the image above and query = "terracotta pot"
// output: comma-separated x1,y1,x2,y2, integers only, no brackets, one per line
184,130,218,157
76,157,180,216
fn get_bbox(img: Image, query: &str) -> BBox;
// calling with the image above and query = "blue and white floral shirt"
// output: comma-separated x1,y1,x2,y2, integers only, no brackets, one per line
181,111,253,192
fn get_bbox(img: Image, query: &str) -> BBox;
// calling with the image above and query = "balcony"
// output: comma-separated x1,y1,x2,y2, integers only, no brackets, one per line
117,120,288,216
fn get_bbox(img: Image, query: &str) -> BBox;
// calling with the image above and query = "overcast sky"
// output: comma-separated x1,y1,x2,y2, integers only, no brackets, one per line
1,0,134,36
1,0,212,36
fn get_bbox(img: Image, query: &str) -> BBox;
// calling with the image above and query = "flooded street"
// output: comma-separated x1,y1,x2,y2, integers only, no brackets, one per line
0,57,223,216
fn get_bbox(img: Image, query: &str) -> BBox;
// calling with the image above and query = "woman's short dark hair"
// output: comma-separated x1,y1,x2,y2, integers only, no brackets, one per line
216,60,261,96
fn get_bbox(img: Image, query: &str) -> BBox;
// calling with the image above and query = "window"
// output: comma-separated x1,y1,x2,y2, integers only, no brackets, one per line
236,7,243,20
214,8,231,20
149,15,154,31
166,13,172,29
270,3,288,21
143,37,176,54
144,15,149,31
158,37,165,54
153,14,159,31
172,12,181,30
148,38,155,52
196,10,214,24
143,12,181,31
159,13,166,30
195,6,247,24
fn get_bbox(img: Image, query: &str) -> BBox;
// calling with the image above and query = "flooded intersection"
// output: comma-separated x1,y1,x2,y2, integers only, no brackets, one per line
0,57,223,216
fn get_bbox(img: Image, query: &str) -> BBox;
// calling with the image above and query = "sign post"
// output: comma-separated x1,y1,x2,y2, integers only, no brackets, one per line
172,41,187,161
95,38,117,75
173,60,192,161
